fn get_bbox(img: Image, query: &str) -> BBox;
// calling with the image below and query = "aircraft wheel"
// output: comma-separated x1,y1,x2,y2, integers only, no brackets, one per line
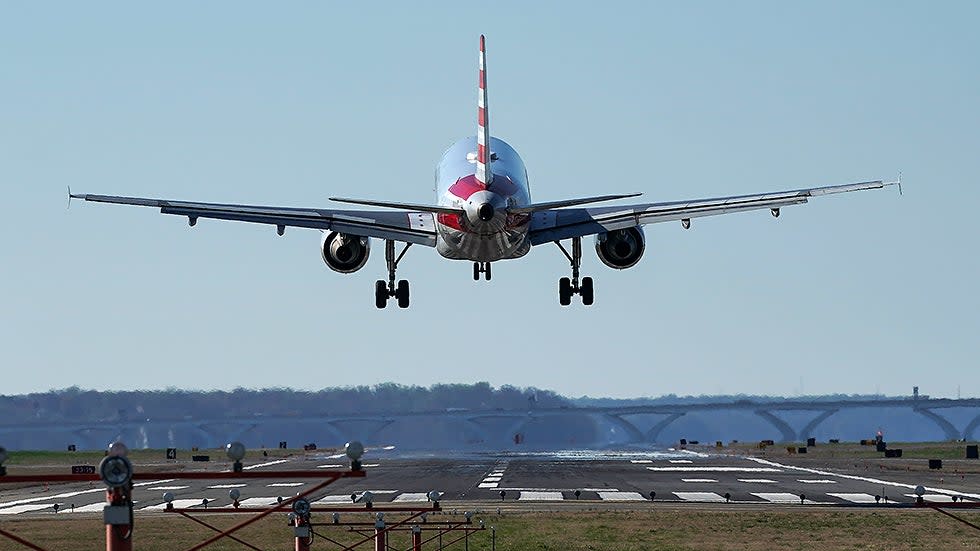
485,263,492,281
473,262,480,281
396,280,410,309
559,277,572,306
581,277,594,306
375,280,388,309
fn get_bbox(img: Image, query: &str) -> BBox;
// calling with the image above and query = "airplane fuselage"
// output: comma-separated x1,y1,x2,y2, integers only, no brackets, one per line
434,136,533,262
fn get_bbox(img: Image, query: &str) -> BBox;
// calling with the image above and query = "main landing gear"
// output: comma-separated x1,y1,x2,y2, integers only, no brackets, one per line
555,237,594,306
473,262,492,281
375,240,412,309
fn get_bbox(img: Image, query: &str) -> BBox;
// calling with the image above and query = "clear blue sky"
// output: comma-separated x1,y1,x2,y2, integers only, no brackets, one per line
1,2,977,398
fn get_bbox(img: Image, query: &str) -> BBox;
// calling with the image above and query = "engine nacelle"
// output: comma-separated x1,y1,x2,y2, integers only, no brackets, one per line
320,232,370,273
594,227,645,269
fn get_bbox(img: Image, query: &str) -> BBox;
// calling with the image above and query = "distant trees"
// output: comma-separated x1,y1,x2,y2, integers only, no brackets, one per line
0,383,569,424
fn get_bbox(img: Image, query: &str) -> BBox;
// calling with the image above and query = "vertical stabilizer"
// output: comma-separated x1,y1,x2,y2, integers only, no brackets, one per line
476,35,493,185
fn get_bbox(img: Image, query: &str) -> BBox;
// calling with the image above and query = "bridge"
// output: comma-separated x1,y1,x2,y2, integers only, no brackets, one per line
1,397,979,450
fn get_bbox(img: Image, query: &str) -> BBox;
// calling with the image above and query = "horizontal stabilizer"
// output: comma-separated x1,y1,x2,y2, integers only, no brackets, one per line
329,197,463,215
508,193,642,214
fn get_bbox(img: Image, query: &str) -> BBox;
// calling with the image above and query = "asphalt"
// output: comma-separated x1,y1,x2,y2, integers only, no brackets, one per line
2,448,978,516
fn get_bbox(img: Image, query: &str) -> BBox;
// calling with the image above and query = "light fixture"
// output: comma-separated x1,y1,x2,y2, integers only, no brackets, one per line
99,455,133,488
226,441,246,472
345,441,364,471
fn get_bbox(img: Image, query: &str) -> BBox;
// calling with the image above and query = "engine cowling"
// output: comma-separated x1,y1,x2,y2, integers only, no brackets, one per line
320,232,370,273
594,227,645,269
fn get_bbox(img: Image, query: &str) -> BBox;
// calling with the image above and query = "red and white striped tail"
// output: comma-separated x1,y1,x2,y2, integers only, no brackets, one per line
476,34,493,185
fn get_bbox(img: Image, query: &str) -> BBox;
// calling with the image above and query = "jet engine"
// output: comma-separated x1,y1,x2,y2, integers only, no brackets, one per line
594,227,645,269
320,232,370,273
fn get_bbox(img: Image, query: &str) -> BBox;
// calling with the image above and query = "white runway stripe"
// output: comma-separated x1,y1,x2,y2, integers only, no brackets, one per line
904,494,968,503
828,493,879,504
797,479,837,484
0,503,60,515
393,493,429,502
674,492,727,502
648,467,781,472
681,478,718,483
518,491,563,501
669,460,693,464
267,482,304,487
315,495,354,504
238,497,283,508
142,499,207,511
208,484,247,489
598,491,645,501
738,479,777,483
752,493,822,504
478,482,499,489
59,502,106,513
147,485,188,491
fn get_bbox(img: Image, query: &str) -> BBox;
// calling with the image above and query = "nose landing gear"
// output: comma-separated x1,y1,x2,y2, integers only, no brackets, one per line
375,240,412,309
555,237,594,306
473,262,492,281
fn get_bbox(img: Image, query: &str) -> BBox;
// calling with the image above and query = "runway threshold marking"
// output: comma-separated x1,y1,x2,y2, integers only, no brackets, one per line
647,467,781,472
681,478,718,483
208,484,247,489
0,503,62,515
315,495,354,504
738,479,777,483
267,482,304,487
238,497,281,508
142,499,208,511
518,491,563,501
903,494,969,503
669,460,693,464
393,493,429,502
752,493,823,504
827,493,879,504
797,479,837,484
0,479,172,511
146,485,189,491
598,491,645,501
673,492,727,502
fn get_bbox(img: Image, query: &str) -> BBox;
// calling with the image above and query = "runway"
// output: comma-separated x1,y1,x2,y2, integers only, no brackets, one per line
2,448,978,515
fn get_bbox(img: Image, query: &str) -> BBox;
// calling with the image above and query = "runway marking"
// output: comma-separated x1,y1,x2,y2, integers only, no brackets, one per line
598,491,646,501
315,495,355,504
669,460,693,464
738,479,777,483
478,483,499,489
59,502,106,513
242,459,290,470
147,486,189,491
208,484,247,489
0,479,172,511
238,497,282,508
362,464,381,468
393,493,429,502
142,499,208,511
499,488,619,492
745,456,980,501
267,483,304,487
904,494,969,503
674,492,727,502
0,503,61,515
316,464,345,469
518,491,563,501
752,493,822,504
630,460,652,464
647,467,781,473
797,479,837,484
483,477,502,482
828,493,879,504
681,479,718,483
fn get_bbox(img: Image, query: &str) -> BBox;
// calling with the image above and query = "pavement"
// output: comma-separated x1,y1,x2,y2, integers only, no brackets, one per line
2,448,979,516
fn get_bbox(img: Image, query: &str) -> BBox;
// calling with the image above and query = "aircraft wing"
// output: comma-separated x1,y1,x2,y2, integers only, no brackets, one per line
69,193,438,246
528,179,898,245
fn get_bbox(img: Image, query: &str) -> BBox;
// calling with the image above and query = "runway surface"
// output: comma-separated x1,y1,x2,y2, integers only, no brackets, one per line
2,448,978,516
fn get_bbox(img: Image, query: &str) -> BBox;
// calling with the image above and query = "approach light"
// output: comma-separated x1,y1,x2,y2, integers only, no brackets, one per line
163,492,175,504
357,491,375,505
229,489,241,501
0,446,7,476
464,511,474,521
375,512,384,521
292,498,311,517
420,512,428,523
915,485,926,497
107,441,129,457
332,512,341,524
345,441,365,470
98,455,133,488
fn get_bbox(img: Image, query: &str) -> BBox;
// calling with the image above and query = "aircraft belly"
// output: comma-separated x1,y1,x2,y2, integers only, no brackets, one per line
436,225,529,261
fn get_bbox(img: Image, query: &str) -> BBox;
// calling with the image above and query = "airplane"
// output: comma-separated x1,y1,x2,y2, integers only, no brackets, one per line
70,36,899,309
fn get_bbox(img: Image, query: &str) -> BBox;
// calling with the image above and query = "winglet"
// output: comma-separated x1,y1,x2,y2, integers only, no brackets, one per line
67,186,72,210
897,171,903,196
476,34,493,185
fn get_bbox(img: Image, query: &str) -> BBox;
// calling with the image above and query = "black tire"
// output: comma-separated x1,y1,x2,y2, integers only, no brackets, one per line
581,277,594,306
485,263,492,281
375,280,388,309
473,262,480,281
396,280,410,309
559,277,572,306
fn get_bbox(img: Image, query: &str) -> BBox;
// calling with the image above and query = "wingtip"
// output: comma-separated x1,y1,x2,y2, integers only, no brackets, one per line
480,34,486,51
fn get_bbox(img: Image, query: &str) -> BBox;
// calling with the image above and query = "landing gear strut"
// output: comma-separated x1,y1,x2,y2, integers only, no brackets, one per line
555,237,594,306
375,240,412,309
473,262,492,281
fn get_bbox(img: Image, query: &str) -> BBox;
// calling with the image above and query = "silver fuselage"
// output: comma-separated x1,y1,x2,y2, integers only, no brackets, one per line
434,136,532,262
